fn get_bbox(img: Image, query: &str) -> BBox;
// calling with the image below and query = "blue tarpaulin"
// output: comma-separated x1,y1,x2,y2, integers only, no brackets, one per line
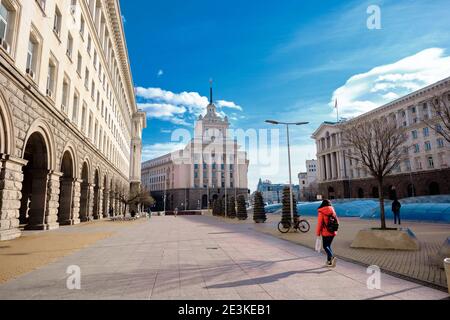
265,196,450,223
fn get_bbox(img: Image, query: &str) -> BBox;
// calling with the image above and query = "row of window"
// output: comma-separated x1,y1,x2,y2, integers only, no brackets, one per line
412,138,446,153
6,0,130,173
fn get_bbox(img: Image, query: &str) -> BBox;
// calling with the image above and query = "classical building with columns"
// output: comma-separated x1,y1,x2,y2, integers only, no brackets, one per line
312,77,450,200
0,0,146,241
141,92,249,211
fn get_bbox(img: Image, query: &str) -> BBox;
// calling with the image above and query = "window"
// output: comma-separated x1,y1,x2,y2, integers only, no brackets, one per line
91,81,95,99
413,144,420,153
72,92,79,123
66,33,73,60
46,59,57,99
0,0,15,54
76,52,82,75
437,138,445,148
412,130,418,139
26,37,38,79
36,0,46,12
53,6,62,38
88,111,93,138
81,102,87,132
93,50,97,69
436,124,443,133
405,160,411,172
61,77,70,113
80,14,85,38
87,34,91,55
423,127,429,137
428,156,434,169
70,0,76,15
84,68,89,88
425,141,432,151
412,107,416,114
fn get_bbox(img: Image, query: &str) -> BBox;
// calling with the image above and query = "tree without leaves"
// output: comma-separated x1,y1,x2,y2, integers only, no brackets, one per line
341,117,407,230
119,188,155,217
424,93,450,143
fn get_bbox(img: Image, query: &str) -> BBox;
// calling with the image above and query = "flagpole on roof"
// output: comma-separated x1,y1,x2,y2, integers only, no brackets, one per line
335,99,339,123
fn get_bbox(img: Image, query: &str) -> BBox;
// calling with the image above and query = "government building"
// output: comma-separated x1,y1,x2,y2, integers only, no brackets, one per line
141,91,249,211
0,0,146,241
312,77,450,200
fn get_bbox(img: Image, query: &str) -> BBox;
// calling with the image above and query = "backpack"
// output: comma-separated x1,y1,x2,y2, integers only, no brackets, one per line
325,214,339,233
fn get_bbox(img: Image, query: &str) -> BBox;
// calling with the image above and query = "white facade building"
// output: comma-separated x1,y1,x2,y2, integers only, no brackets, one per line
298,159,318,201
312,77,450,200
0,0,146,240
142,94,249,211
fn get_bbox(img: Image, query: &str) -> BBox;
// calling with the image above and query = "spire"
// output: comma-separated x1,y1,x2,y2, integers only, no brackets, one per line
209,78,213,104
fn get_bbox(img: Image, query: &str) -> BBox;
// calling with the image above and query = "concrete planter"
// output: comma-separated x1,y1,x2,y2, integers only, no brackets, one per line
351,228,420,251
445,258,450,295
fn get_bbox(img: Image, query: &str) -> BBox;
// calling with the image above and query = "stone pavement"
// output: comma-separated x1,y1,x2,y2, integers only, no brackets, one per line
0,216,448,300
251,215,450,289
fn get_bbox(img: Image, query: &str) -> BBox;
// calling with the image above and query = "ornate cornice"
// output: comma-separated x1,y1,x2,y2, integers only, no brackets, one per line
104,0,137,115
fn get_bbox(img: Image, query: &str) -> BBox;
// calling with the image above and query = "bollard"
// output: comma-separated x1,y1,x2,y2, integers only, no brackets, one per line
445,258,450,295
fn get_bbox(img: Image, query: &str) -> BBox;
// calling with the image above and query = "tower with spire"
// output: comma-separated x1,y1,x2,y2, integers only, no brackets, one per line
195,80,229,141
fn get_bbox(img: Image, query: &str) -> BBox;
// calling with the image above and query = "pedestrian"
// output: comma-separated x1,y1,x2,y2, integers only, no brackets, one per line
174,207,178,218
392,199,402,225
316,199,339,268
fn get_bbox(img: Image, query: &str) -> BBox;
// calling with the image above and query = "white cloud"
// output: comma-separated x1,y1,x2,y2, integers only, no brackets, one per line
135,87,243,125
330,48,450,117
216,100,243,111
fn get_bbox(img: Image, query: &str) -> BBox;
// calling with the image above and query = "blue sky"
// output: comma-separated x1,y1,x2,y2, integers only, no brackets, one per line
121,0,450,191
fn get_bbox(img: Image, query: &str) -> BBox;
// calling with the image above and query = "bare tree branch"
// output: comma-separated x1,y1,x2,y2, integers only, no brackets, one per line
341,118,407,229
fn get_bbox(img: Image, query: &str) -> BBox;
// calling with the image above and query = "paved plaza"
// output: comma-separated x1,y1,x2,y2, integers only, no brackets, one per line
0,216,448,300
252,215,450,288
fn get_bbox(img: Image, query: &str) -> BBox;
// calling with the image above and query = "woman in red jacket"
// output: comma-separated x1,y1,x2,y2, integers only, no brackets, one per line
316,200,339,268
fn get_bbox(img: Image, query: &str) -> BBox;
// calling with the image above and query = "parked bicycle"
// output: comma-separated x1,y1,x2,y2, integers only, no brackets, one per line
278,217,311,234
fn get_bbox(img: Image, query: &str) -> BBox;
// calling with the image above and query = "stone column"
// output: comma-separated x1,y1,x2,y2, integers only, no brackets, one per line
44,171,62,230
87,184,94,221
0,155,27,241
97,187,103,220
72,179,81,225
103,188,110,218
325,154,331,181
59,178,75,225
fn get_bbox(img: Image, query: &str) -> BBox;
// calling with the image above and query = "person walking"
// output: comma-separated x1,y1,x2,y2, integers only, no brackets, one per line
392,199,402,225
316,200,339,268
174,207,178,218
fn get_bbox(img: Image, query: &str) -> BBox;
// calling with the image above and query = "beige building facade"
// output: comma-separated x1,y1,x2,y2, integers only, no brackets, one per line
142,99,249,211
0,0,146,240
312,77,450,200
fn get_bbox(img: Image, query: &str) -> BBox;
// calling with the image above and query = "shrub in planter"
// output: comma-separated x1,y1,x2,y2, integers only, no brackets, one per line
281,187,298,226
227,197,237,219
237,195,248,221
253,192,267,223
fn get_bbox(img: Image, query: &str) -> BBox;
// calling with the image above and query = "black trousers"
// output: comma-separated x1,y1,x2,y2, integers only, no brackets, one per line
393,212,401,225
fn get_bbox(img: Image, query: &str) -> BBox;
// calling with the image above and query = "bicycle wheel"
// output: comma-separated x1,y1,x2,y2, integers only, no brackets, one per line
298,220,311,233
278,221,291,234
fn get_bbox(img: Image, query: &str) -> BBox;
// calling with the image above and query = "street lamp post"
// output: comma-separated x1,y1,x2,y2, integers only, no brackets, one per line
266,120,309,223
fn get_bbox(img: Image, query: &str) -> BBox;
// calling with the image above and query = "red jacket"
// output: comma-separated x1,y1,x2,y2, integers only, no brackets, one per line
316,206,339,237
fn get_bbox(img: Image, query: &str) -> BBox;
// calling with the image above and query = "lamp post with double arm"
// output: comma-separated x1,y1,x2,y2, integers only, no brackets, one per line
265,120,310,223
